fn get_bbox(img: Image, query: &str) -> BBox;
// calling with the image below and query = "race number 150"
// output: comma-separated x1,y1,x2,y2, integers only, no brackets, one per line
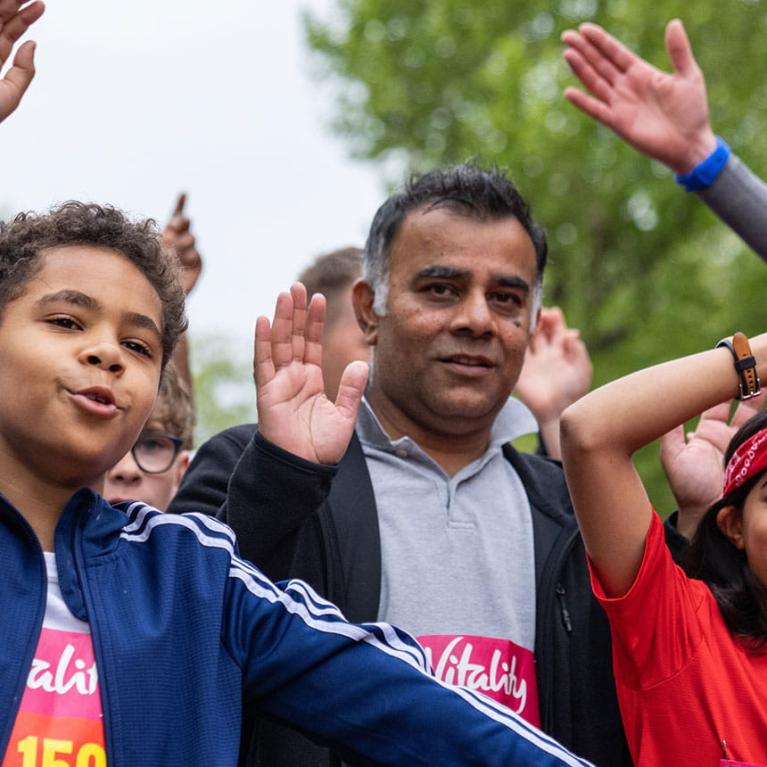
16,737,106,767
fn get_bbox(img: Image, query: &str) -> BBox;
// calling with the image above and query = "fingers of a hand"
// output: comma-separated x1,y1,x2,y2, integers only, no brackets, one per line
174,231,196,255
1,37,34,98
562,41,619,104
563,85,615,128
665,18,697,77
173,192,187,217
732,391,766,428
564,329,586,359
165,213,191,237
334,360,370,421
562,27,623,86
289,283,308,361
578,22,636,74
693,420,734,454
546,306,567,344
562,50,615,111
270,291,295,369
528,309,550,347
698,401,732,425
564,334,593,386
253,317,275,386
304,292,326,368
660,425,686,461
0,1,38,23
0,1,43,62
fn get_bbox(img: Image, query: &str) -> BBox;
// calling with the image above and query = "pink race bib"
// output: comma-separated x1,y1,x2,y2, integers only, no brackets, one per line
418,634,540,726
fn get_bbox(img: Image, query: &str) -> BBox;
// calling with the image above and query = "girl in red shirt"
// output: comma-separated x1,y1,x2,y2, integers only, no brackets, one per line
561,332,767,767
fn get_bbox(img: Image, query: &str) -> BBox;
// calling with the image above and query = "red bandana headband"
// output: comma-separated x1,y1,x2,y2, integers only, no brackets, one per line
722,426,767,497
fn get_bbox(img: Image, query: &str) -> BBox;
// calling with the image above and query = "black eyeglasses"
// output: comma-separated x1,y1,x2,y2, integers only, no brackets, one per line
130,433,184,474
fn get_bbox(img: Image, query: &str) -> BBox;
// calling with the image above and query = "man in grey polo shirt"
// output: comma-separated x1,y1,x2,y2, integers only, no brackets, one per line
172,165,622,765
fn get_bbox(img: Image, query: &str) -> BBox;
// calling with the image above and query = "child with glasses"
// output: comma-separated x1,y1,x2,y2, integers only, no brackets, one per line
104,362,193,510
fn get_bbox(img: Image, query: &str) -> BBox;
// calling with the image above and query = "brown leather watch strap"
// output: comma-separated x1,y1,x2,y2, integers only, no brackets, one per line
716,332,761,400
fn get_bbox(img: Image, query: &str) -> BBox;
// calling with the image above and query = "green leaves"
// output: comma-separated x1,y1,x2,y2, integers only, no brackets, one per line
305,0,767,509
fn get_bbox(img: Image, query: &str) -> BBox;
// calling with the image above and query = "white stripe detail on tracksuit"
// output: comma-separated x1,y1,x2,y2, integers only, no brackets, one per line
228,564,436,679
119,507,591,767
121,512,237,555
228,561,590,766
121,501,155,531
279,576,430,670
185,511,237,543
230,557,429,671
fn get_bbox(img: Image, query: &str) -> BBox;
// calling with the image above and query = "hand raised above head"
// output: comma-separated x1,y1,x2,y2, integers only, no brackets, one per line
661,391,766,539
0,1,44,124
515,306,592,460
162,192,203,295
254,283,369,465
561,19,717,174
515,306,592,423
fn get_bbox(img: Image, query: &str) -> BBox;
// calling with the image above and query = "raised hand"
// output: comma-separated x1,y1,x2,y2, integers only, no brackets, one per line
660,392,766,539
561,19,716,174
162,192,202,295
0,1,44,124
254,283,369,465
515,306,592,459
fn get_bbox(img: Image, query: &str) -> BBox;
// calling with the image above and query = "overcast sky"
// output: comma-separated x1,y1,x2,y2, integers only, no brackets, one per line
2,0,383,348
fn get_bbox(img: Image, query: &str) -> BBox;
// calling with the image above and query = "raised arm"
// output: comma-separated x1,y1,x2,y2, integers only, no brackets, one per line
226,556,593,766
162,192,202,393
0,1,44,124
561,19,715,174
560,332,767,597
562,20,767,260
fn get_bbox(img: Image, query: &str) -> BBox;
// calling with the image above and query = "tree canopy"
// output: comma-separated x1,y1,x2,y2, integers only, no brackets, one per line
305,0,767,507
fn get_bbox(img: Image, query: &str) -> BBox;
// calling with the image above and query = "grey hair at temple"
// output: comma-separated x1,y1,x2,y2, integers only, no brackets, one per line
362,164,547,322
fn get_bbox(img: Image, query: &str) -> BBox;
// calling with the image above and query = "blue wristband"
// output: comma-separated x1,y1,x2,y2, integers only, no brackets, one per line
674,137,731,191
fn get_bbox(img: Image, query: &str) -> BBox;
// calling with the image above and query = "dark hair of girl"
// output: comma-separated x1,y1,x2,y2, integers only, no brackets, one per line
681,409,767,650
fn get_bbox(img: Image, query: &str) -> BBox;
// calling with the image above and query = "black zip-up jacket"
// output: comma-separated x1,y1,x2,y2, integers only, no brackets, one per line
170,425,634,767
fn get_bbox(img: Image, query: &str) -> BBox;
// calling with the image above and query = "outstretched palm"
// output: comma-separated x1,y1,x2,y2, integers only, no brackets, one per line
0,1,44,124
254,283,368,465
562,19,716,174
660,393,765,538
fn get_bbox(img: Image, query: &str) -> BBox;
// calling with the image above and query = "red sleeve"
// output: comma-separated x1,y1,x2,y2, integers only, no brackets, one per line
589,511,709,690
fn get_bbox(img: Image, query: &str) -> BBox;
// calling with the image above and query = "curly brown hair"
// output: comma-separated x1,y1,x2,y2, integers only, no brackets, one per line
0,202,187,365
152,362,195,449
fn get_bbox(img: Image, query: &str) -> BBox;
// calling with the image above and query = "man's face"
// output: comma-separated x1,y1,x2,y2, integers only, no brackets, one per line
104,417,189,511
357,206,538,437
0,245,164,487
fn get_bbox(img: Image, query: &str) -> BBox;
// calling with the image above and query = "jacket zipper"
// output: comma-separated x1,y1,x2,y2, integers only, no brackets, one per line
72,517,116,765
536,525,580,732
0,510,47,762
555,584,573,634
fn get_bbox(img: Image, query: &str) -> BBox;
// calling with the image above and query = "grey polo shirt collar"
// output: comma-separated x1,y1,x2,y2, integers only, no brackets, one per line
356,395,538,470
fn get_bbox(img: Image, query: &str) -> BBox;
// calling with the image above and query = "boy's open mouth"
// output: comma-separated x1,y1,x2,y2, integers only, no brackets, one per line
70,386,119,417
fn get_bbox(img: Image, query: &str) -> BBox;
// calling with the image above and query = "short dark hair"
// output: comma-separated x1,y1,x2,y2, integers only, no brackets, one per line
297,246,362,325
0,202,187,366
364,164,547,313
681,410,767,649
152,362,195,449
